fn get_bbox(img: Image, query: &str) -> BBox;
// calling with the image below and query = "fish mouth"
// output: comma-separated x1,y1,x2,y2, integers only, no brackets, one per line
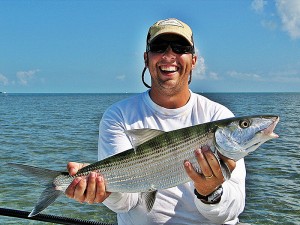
262,116,279,138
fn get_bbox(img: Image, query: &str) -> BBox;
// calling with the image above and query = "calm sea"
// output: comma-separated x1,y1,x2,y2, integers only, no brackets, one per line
0,93,299,225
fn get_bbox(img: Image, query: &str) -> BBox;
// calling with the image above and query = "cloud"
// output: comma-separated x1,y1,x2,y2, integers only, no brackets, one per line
261,19,277,30
208,72,219,80
193,55,220,81
194,56,206,80
116,75,126,80
16,69,40,85
271,69,300,82
274,75,300,83
275,0,300,39
251,0,300,39
251,0,267,13
0,73,9,86
227,69,300,84
227,70,264,81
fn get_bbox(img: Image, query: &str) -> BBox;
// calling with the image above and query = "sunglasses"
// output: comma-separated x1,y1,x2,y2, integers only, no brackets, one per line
147,41,195,54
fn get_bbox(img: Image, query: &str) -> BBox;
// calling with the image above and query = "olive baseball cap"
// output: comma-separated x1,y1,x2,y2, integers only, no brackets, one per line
147,18,194,46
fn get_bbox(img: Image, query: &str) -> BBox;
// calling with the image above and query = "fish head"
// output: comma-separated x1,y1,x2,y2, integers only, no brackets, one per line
215,115,279,161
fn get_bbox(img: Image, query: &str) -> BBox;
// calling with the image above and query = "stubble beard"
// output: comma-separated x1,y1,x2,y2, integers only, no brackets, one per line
152,74,189,97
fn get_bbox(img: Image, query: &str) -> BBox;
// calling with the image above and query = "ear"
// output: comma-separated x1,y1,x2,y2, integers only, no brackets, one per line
191,55,197,69
144,52,148,67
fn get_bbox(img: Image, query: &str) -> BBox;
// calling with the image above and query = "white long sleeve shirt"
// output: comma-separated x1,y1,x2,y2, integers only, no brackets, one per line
98,90,246,225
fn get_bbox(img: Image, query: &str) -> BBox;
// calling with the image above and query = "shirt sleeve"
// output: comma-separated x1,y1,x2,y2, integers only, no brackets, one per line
98,106,132,160
102,192,139,213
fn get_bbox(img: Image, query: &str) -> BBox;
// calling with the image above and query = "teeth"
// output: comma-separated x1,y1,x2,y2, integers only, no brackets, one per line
160,66,177,72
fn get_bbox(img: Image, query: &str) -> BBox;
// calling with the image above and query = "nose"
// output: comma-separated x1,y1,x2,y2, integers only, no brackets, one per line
162,46,176,60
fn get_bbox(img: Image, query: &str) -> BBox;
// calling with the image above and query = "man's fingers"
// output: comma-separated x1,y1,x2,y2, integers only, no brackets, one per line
65,165,110,204
94,176,111,203
194,148,213,177
200,147,224,179
184,160,202,181
218,153,236,172
67,162,80,176
66,177,82,197
85,172,97,204
74,178,87,203
67,162,87,176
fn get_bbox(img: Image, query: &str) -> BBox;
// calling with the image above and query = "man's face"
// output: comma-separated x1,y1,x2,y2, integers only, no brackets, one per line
144,35,197,96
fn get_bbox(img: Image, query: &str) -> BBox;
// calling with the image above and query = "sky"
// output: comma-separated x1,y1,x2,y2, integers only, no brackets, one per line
0,0,300,93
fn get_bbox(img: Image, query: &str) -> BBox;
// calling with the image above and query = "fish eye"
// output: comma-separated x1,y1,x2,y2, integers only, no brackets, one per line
239,119,251,129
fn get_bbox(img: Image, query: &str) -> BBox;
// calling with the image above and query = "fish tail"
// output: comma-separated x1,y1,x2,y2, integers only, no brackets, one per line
8,163,65,217
28,184,63,217
8,163,63,180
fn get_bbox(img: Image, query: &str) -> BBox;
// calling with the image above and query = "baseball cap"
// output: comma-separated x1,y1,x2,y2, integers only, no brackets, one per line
147,18,194,46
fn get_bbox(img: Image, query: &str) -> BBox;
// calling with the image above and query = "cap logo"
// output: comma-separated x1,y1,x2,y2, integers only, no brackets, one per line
158,19,184,28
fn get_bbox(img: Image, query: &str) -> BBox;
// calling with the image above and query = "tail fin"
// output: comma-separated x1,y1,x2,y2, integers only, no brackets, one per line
28,184,63,217
8,163,65,217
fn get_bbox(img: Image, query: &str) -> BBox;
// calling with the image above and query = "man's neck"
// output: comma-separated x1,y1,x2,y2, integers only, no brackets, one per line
149,88,191,109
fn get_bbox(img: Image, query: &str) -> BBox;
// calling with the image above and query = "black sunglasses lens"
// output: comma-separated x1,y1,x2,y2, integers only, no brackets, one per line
149,43,169,53
171,44,194,54
149,42,194,54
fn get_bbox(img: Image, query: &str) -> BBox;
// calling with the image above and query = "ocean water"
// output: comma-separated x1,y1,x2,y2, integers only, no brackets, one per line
0,92,299,225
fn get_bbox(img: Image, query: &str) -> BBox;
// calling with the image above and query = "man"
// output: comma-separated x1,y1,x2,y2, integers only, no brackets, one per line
66,18,246,224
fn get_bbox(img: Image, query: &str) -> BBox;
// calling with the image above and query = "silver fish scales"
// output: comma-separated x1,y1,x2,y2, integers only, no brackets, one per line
79,127,214,193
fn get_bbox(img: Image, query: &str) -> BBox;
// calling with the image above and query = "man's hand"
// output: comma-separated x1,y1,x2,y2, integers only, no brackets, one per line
184,146,236,196
65,162,111,204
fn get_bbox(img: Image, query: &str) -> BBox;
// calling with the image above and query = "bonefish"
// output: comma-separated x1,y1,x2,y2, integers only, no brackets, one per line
9,115,279,217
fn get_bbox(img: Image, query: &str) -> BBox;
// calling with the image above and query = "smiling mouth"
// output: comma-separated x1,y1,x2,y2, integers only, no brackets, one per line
159,65,178,73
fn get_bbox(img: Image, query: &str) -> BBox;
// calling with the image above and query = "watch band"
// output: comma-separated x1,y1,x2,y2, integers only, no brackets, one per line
194,186,223,204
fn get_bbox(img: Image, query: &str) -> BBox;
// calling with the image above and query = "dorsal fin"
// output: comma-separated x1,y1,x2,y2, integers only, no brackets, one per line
125,128,164,149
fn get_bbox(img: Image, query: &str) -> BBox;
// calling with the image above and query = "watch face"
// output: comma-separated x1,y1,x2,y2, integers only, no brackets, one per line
208,186,223,203
194,186,223,204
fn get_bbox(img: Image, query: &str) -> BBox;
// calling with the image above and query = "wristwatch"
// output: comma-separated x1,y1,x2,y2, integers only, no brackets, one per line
194,186,223,204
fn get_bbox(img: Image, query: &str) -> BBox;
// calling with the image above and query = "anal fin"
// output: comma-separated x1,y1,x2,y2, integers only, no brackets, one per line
139,191,158,212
